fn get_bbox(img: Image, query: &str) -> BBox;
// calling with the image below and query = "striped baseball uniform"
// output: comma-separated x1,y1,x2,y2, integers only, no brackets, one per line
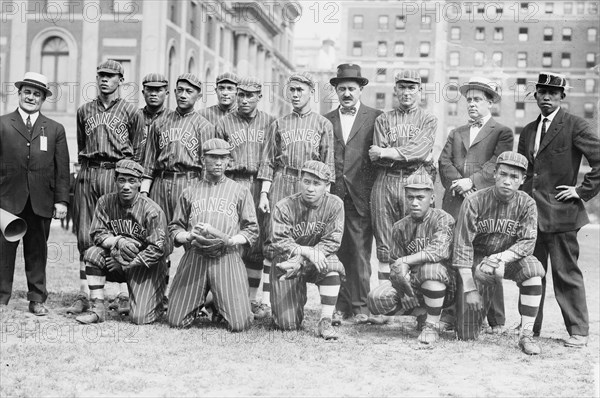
83,192,170,324
368,208,456,316
143,109,215,222
270,192,344,330
167,177,258,331
199,103,238,126
138,106,168,165
74,98,145,254
371,106,437,264
453,186,545,340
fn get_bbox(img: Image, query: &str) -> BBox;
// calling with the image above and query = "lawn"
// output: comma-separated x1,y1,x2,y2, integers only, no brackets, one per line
1,222,599,397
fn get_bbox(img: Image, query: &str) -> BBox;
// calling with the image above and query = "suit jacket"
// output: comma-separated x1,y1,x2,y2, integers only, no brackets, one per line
324,104,383,217
438,117,513,218
518,108,600,233
0,109,70,218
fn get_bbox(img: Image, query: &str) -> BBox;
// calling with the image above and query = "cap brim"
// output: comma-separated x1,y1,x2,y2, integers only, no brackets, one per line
238,86,261,92
97,69,122,75
177,79,201,89
405,184,433,190
115,168,142,177
497,161,527,170
204,149,231,155
143,82,168,87
217,79,238,85
301,169,329,181
530,81,570,89
329,77,369,86
459,83,501,103
14,81,53,97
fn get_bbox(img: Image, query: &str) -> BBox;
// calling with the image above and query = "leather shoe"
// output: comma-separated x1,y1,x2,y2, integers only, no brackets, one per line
29,302,49,316
519,333,541,355
368,314,391,325
332,310,346,326
349,313,369,324
564,335,588,348
317,317,338,340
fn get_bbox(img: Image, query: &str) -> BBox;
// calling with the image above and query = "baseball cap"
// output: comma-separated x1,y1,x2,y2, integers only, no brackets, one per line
496,151,528,171
288,72,315,89
115,159,144,178
394,70,421,84
216,72,238,85
203,138,232,155
301,160,332,181
142,73,168,87
177,73,202,90
405,173,434,190
97,60,124,76
238,77,262,92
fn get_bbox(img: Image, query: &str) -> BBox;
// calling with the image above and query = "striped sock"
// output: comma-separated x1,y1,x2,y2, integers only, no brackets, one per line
421,280,446,325
246,261,263,301
119,283,129,298
85,262,106,301
519,277,542,333
378,261,390,283
164,259,171,297
318,272,341,319
79,260,89,296
261,259,271,307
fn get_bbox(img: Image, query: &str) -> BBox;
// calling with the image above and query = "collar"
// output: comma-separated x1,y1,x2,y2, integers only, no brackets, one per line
411,207,432,224
539,107,560,124
492,186,517,203
96,96,120,109
470,113,492,128
395,104,418,114
143,106,166,117
176,107,196,117
218,103,237,113
118,192,140,209
237,109,258,120
17,107,39,125
300,194,326,209
204,175,226,186
292,109,312,118
339,101,361,116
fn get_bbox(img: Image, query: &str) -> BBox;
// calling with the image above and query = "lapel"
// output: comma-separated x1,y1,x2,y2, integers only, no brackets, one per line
537,109,563,155
458,125,470,152
527,116,540,159
9,110,31,141
346,104,368,144
470,118,495,148
329,110,345,146
31,114,47,141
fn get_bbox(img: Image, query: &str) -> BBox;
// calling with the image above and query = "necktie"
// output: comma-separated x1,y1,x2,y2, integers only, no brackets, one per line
26,116,32,135
540,118,549,143
340,106,356,116
468,119,483,128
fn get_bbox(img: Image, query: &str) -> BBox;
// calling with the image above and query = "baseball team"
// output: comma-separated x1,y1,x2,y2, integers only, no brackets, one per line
1,59,598,355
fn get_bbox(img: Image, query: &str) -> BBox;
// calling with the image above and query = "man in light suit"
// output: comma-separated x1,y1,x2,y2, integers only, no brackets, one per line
324,64,383,324
518,72,600,348
0,72,70,314
438,77,513,332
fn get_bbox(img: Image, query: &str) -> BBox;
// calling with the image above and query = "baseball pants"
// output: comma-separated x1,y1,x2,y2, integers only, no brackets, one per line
150,175,201,223
371,171,407,263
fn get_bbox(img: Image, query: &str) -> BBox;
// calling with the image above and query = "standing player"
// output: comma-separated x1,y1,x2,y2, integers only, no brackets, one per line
369,70,438,306
199,72,238,125
167,139,258,331
67,60,144,315
270,160,345,340
453,152,545,355
75,160,170,325
368,173,455,344
138,73,169,163
215,77,275,310
256,72,335,318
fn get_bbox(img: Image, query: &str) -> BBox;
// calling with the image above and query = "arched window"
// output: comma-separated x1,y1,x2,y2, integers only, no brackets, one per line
41,36,69,111
188,57,195,73
167,45,178,108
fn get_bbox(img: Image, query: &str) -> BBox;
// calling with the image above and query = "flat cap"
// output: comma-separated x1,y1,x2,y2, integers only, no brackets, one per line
530,71,570,90
177,73,202,90
288,72,315,88
496,151,528,171
115,159,144,178
216,72,238,85
142,73,168,87
405,172,434,190
394,70,421,84
238,77,262,92
97,60,124,76
203,138,232,155
301,160,332,181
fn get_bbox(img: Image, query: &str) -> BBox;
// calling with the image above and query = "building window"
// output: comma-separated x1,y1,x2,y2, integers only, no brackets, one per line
520,2,529,11
377,41,388,57
420,42,430,57
562,27,572,41
561,53,571,67
187,56,195,73
352,41,362,57
448,102,458,116
585,79,596,93
516,102,525,118
587,53,596,68
584,103,594,118
394,41,404,57
169,0,178,23
395,15,406,30
353,14,363,29
517,52,527,68
419,69,429,83
421,15,432,30
589,2,598,14
564,2,573,13
376,93,386,109
492,52,503,66
475,27,485,40
477,5,485,13
517,78,526,85
219,27,224,56
519,27,528,41
588,28,597,42
378,15,389,30
577,1,585,13
41,36,69,112
188,1,197,36
494,27,504,41
542,52,552,67
451,27,461,40
474,51,484,66
449,52,460,66
206,16,214,48
545,2,554,13
543,27,553,41
448,77,459,91
376,68,387,82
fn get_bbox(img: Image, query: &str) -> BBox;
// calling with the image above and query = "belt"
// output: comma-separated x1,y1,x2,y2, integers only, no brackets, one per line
226,170,257,182
279,166,302,178
84,160,116,169
155,170,200,179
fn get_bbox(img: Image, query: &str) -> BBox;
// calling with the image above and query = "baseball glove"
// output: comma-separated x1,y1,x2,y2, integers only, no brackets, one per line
473,256,501,286
191,223,231,258
111,237,141,266
390,260,415,298
275,255,303,280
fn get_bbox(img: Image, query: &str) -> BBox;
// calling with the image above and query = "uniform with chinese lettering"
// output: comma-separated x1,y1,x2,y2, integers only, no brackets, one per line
199,103,238,126
139,105,167,164
167,178,258,331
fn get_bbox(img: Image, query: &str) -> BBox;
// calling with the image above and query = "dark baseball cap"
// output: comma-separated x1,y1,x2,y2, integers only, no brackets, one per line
496,151,528,171
177,73,202,90
142,73,168,87
97,60,124,76
115,159,144,178
405,173,434,190
203,138,232,155
238,77,262,92
301,160,332,181
216,72,238,85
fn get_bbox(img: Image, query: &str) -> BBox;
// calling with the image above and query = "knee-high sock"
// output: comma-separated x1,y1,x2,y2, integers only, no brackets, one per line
246,261,263,302
164,259,171,297
519,277,542,333
79,260,89,296
261,259,272,306
318,272,341,319
421,280,446,325
378,261,390,283
86,263,106,301
119,283,129,297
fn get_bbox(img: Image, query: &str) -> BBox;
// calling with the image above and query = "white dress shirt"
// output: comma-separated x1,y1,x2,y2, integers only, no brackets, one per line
18,107,40,128
533,106,560,157
469,113,492,147
339,101,360,144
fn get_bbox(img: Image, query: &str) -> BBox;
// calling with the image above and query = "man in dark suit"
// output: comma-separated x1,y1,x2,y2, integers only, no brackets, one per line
324,64,383,324
438,77,513,333
0,72,70,314
518,72,600,348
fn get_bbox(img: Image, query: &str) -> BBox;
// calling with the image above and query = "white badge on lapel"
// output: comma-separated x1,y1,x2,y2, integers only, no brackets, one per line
40,127,47,151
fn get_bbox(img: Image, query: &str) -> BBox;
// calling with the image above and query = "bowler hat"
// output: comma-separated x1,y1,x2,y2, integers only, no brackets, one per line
15,72,53,97
459,76,501,103
329,64,369,87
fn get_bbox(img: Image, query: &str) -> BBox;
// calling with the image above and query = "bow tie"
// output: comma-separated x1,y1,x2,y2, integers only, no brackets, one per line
468,119,483,128
340,106,356,116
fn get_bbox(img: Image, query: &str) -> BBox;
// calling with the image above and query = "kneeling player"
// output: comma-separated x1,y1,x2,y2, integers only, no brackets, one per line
453,152,545,355
270,161,344,340
368,173,456,344
76,160,170,325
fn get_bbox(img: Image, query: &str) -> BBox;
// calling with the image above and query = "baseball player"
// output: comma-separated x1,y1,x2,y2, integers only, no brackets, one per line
453,151,545,355
75,160,170,325
67,60,144,315
138,73,169,164
167,138,258,331
215,77,275,311
369,70,438,297
256,72,335,319
199,72,238,125
367,173,455,344
270,160,345,340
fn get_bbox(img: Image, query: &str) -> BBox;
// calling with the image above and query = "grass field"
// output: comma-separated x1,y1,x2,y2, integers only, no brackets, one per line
1,221,599,397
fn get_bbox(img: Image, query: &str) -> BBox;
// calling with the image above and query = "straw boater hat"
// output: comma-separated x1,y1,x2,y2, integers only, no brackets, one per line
459,77,501,103
529,71,570,90
14,72,53,97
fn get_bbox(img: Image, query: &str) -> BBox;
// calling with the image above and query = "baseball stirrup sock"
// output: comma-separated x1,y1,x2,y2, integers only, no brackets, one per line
421,280,446,325
519,277,542,332
378,261,390,282
318,272,341,319
261,259,272,305
79,260,90,296
246,262,262,300
86,271,106,301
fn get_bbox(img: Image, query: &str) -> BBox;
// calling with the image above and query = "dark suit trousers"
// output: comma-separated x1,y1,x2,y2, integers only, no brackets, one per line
0,199,51,304
336,197,373,316
533,230,588,336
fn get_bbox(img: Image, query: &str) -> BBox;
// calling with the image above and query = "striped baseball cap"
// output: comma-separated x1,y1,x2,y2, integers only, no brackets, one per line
288,72,315,88
176,73,202,90
405,172,434,190
496,151,528,171
238,77,262,92
216,72,238,85
301,160,332,181
142,73,168,87
97,60,124,76
115,159,144,178
203,138,232,155
394,70,421,84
